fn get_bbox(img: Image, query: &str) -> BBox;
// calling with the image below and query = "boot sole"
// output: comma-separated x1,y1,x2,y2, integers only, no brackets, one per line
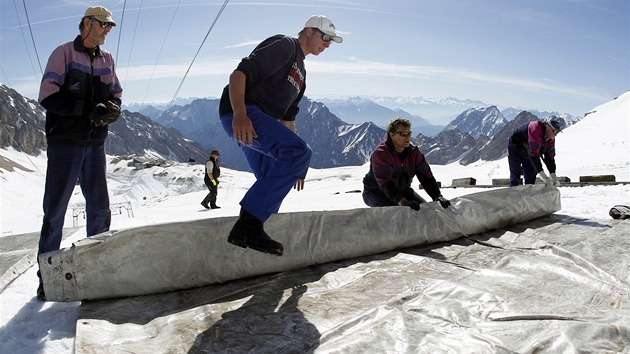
227,236,283,256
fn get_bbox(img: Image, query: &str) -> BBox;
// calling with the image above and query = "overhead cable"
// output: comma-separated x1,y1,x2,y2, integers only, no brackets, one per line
115,0,127,64
20,0,44,76
142,0,184,104
147,0,230,153
122,0,144,87
165,0,230,114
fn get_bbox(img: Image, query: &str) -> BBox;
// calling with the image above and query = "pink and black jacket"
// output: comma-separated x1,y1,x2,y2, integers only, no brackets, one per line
508,120,556,174
39,35,122,147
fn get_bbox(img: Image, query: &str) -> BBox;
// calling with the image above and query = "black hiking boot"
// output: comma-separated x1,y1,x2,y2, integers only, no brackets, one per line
227,208,283,256
211,204,221,209
37,283,46,301
201,201,210,209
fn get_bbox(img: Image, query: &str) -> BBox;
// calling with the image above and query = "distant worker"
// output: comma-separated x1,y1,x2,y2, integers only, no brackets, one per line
219,15,343,256
363,118,451,211
36,6,122,301
507,116,565,187
201,150,221,209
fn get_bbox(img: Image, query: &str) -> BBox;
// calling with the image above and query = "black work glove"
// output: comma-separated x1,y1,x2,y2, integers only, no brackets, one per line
89,101,121,126
89,103,108,125
104,100,121,123
402,200,420,211
437,196,451,209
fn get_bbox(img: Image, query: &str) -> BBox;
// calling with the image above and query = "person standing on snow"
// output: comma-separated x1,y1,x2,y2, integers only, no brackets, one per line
219,15,343,257
201,150,221,209
36,6,122,301
362,118,451,211
506,116,566,187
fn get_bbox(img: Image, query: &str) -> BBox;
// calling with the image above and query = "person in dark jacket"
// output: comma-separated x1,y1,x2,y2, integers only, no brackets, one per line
201,150,221,209
219,15,342,257
506,116,565,187
36,6,122,301
363,118,451,211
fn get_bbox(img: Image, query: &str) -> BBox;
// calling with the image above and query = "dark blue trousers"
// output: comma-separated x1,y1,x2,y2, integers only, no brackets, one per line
363,187,427,207
507,144,536,186
221,105,312,222
202,184,218,207
38,145,111,273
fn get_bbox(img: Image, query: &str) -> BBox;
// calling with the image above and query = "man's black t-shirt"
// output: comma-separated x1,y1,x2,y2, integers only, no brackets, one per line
219,35,306,121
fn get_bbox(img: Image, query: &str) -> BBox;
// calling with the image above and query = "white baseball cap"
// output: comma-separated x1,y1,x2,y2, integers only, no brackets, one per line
304,15,342,43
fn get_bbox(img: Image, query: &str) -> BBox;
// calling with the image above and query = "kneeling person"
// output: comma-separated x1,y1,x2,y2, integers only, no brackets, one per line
363,118,450,211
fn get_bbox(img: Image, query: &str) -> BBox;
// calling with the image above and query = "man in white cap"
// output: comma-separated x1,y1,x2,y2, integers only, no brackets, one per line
36,6,122,301
218,15,342,256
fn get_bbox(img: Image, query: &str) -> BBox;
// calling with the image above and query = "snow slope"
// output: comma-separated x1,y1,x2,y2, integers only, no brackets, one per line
0,91,628,353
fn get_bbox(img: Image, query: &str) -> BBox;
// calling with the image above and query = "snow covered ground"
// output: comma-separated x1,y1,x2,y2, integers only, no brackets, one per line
0,91,628,353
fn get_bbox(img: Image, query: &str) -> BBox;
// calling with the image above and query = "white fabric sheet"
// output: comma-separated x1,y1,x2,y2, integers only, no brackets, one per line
40,185,560,302
75,215,629,353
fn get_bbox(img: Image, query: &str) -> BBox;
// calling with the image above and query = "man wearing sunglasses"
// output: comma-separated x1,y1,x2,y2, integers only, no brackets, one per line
507,116,566,187
219,15,342,256
362,118,451,211
36,6,122,301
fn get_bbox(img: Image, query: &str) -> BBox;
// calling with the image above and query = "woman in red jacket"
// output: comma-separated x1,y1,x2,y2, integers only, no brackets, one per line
362,118,451,211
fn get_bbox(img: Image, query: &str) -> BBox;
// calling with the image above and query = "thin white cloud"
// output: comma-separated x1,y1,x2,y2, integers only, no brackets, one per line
119,61,237,81
607,55,629,66
495,7,558,26
304,57,611,102
225,1,442,20
117,55,610,104
222,40,263,50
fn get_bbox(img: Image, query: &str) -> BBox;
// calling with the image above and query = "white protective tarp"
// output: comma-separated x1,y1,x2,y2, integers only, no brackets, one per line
40,185,560,302
74,213,630,353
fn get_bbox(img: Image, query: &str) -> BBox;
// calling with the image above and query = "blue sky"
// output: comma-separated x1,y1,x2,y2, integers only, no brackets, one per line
1,0,627,117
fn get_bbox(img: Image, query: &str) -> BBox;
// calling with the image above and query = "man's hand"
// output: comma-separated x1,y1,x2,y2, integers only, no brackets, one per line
211,179,218,186
402,200,420,211
550,173,560,187
89,103,108,125
293,178,305,191
104,100,120,122
232,111,257,146
228,70,256,145
538,171,552,187
89,101,121,126
437,196,451,208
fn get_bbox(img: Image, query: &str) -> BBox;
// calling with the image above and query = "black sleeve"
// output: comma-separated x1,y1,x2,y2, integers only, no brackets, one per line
40,68,92,117
528,155,545,174
542,155,556,174
381,181,404,204
418,174,441,201
236,36,294,86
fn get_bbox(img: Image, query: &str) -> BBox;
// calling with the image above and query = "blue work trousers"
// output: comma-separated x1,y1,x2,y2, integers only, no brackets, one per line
221,106,312,222
38,144,111,262
507,144,536,186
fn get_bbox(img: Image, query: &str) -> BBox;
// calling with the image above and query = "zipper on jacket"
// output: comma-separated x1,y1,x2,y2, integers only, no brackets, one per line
87,52,96,147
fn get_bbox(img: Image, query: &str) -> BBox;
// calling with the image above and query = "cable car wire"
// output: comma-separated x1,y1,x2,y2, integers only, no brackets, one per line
165,0,230,114
20,0,44,78
142,0,183,104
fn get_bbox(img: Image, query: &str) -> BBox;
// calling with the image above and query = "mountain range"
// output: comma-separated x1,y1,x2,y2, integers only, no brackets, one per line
0,84,208,163
0,83,580,172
